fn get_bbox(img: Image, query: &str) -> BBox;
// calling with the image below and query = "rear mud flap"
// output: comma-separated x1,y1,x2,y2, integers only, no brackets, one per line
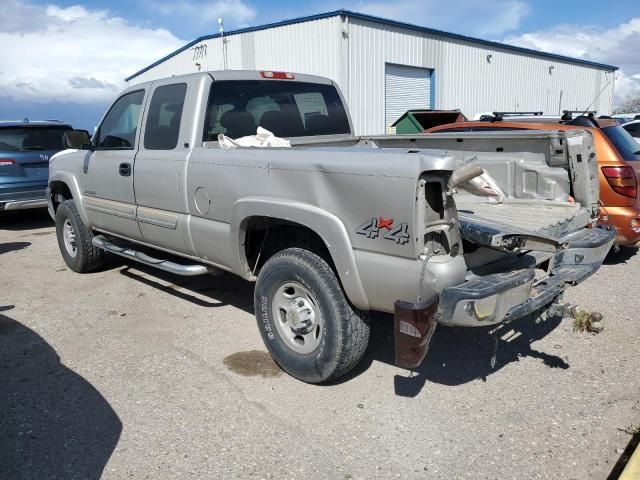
459,213,565,253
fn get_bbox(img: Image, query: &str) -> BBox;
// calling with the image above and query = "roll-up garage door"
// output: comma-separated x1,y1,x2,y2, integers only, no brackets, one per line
385,64,432,130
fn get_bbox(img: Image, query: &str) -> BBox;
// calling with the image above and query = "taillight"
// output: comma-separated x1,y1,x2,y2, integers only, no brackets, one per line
602,166,637,198
260,71,295,79
0,158,16,166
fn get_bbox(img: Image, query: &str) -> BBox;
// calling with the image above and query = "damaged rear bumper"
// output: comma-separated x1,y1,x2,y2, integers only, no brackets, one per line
394,226,615,368
439,225,615,328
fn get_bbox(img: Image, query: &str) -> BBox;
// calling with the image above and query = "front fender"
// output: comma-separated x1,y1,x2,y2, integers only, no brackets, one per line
231,197,370,310
48,170,88,225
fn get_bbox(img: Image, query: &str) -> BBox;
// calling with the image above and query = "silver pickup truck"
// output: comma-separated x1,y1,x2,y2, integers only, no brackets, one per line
48,70,615,383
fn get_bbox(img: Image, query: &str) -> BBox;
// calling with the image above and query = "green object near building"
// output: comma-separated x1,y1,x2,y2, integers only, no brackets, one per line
390,110,467,134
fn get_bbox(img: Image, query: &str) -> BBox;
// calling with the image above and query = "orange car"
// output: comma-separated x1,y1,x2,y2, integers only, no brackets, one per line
427,113,640,247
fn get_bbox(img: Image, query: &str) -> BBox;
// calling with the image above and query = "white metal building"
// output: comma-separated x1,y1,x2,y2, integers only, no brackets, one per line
126,10,618,135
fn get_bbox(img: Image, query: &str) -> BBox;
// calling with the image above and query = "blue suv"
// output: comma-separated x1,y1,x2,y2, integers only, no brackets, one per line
0,120,72,211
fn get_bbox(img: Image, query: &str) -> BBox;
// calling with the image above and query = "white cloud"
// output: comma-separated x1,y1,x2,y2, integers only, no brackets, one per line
0,0,185,104
47,4,90,22
151,0,257,30
615,73,640,102
504,18,640,105
347,0,530,36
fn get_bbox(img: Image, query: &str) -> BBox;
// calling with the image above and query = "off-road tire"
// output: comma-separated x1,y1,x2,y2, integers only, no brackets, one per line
254,247,370,383
55,199,104,273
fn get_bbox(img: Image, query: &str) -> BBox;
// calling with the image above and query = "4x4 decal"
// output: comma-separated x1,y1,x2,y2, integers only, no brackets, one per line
356,217,410,245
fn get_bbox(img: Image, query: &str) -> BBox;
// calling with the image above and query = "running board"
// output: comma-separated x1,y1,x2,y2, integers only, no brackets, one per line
92,235,219,276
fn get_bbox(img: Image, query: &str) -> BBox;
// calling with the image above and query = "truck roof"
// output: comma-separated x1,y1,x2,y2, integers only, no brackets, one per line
128,70,336,89
0,120,72,128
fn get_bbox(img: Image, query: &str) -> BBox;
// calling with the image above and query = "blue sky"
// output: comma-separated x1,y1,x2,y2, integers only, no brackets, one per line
26,0,640,40
2,0,640,129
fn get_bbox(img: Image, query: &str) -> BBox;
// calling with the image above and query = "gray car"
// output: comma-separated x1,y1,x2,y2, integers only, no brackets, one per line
48,70,615,383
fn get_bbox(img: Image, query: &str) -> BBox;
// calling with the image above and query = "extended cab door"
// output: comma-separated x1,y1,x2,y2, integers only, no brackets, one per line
82,88,146,240
133,78,194,253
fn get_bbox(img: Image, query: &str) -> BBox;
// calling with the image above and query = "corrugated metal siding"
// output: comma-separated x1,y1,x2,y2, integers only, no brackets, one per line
128,15,615,136
384,64,431,129
249,16,345,86
130,16,344,84
347,18,614,134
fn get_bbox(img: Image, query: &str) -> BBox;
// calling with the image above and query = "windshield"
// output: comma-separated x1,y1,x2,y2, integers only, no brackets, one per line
0,126,71,151
602,126,640,161
203,80,351,139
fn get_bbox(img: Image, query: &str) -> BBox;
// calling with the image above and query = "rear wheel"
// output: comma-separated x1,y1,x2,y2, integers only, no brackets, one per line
55,199,104,273
254,248,370,383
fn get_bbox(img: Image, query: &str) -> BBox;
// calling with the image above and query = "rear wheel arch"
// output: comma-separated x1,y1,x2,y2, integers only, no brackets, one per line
231,199,370,310
242,216,334,275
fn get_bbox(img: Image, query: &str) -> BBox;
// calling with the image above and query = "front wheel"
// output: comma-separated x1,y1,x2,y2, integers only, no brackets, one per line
254,248,370,383
55,199,104,273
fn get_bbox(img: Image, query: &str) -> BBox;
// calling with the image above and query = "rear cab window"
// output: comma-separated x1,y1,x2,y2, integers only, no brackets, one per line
203,80,351,140
144,83,187,150
602,126,640,161
0,126,71,151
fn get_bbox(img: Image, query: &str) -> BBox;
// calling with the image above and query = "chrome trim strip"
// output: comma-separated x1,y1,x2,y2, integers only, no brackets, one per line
83,197,136,220
137,206,179,229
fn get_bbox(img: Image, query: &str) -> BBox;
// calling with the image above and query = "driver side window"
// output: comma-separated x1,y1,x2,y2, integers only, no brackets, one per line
97,90,145,149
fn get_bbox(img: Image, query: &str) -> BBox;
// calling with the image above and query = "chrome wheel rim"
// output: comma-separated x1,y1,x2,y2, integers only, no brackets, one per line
272,281,323,354
62,219,78,258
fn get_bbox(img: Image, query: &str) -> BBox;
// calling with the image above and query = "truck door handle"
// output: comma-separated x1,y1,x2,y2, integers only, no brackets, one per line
119,163,132,176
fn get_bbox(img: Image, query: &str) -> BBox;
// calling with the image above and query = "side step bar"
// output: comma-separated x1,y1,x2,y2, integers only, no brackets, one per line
92,235,218,276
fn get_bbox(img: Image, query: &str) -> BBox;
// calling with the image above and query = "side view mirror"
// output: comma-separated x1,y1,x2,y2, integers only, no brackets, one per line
63,130,93,150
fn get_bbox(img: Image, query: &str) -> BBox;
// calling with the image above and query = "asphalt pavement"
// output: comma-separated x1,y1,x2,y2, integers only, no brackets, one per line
1,209,639,479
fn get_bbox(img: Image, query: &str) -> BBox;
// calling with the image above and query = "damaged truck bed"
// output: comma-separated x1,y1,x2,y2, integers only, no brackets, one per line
293,129,615,366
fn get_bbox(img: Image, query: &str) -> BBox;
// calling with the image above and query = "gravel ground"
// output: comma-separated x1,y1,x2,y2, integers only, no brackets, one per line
1,209,639,480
